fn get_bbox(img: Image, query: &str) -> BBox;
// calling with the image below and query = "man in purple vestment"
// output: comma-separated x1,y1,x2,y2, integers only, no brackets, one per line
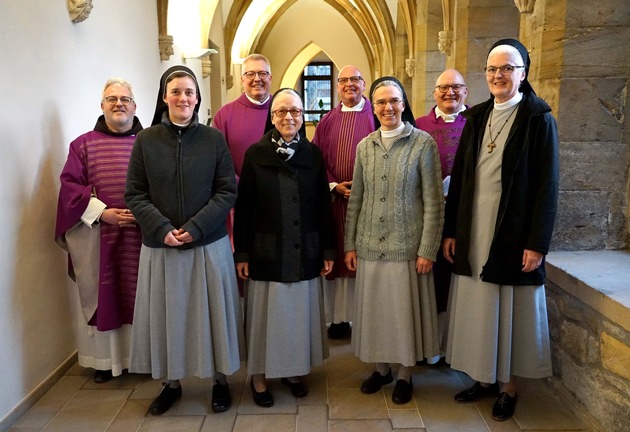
415,69,468,352
213,54,272,178
55,78,143,383
312,65,375,339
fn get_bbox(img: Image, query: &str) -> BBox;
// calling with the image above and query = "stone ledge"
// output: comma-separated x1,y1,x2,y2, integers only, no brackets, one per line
546,250,630,332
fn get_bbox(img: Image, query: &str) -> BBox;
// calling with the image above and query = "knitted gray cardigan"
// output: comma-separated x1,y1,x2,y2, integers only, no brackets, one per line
344,122,444,262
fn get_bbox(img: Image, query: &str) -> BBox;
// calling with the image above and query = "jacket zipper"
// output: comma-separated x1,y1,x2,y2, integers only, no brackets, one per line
177,129,185,224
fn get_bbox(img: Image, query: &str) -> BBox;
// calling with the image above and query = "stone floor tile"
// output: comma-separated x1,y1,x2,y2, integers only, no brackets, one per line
296,405,328,432
41,389,131,432
329,419,393,432
200,409,238,432
415,389,490,432
329,388,389,420
81,370,144,391
232,413,296,432
105,398,151,432
389,409,424,429
509,392,587,431
137,415,205,431
298,366,328,406
11,376,91,429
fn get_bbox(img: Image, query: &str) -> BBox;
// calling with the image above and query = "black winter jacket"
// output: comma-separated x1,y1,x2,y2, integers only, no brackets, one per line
233,130,336,283
443,92,559,285
125,113,237,249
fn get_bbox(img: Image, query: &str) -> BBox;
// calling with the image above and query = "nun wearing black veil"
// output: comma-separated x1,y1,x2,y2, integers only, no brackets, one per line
125,65,244,415
442,39,559,421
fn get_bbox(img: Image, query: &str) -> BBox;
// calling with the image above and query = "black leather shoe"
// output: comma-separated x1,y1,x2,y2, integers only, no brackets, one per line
211,381,232,413
327,322,351,339
250,379,274,407
454,381,499,403
360,369,393,394
492,392,517,421
391,377,413,404
281,378,308,398
93,369,113,384
149,383,182,415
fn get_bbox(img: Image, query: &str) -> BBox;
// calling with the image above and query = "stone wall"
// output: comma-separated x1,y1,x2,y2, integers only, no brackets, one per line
546,251,630,432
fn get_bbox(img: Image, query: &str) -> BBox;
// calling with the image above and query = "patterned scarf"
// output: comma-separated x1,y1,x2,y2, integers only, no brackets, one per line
272,129,300,160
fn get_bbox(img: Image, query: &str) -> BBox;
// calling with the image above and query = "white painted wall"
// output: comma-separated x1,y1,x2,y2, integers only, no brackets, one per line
0,0,162,425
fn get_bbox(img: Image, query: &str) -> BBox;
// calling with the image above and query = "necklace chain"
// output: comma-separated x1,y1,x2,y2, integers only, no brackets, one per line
487,107,518,153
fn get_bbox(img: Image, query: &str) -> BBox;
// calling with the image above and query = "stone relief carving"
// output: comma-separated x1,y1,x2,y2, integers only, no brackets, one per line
159,34,174,61
438,30,454,57
514,0,535,13
202,59,212,78
405,58,416,78
67,0,93,24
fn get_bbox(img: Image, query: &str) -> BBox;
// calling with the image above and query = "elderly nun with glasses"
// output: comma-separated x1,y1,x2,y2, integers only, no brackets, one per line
344,76,444,405
233,88,336,408
442,38,559,421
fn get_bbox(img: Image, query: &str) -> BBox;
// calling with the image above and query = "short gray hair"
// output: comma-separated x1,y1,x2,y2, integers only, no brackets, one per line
102,78,135,99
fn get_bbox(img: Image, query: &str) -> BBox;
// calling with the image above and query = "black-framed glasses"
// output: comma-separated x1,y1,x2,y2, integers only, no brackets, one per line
273,109,303,118
484,65,525,76
242,71,270,80
373,98,402,108
337,76,364,85
435,84,466,93
103,96,134,106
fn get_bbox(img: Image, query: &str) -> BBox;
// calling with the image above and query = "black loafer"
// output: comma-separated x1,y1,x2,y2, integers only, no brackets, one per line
281,378,308,398
211,382,232,413
391,377,413,404
149,383,182,415
327,322,351,339
492,392,517,421
454,381,499,403
250,379,274,407
360,369,393,394
93,369,113,384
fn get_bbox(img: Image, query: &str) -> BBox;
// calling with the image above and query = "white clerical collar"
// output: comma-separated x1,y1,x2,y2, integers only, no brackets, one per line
341,97,365,112
381,122,405,138
246,94,270,105
494,92,523,110
434,105,466,123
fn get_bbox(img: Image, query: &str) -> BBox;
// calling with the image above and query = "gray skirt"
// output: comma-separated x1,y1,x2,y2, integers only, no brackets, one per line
129,236,244,380
246,277,328,378
352,259,440,366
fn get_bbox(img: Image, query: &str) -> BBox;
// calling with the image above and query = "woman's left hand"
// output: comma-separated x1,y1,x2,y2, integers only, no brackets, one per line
522,249,543,272
416,257,433,274
321,260,334,276
173,228,193,243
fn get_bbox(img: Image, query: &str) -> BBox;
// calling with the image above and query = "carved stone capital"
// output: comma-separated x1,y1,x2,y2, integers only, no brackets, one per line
438,30,454,57
202,59,212,78
159,34,174,61
514,0,535,13
68,0,93,24
226,75,234,90
405,58,416,78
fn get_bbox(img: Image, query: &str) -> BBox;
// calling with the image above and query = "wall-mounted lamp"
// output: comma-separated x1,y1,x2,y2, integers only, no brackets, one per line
182,48,218,60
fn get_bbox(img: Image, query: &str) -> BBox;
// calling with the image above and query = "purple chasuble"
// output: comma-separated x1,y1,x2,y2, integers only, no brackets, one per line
416,106,467,179
213,93,271,177
55,118,142,331
312,97,375,279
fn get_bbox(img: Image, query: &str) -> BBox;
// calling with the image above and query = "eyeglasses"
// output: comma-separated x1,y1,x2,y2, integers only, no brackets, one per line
373,98,403,108
435,84,466,93
337,76,364,85
484,65,525,76
273,109,303,118
103,96,134,106
242,71,270,80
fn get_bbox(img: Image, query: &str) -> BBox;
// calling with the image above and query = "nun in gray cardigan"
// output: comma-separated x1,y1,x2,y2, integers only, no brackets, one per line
344,77,444,405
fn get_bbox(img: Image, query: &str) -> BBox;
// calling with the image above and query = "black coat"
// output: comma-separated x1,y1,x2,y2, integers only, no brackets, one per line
444,92,559,286
233,130,336,283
